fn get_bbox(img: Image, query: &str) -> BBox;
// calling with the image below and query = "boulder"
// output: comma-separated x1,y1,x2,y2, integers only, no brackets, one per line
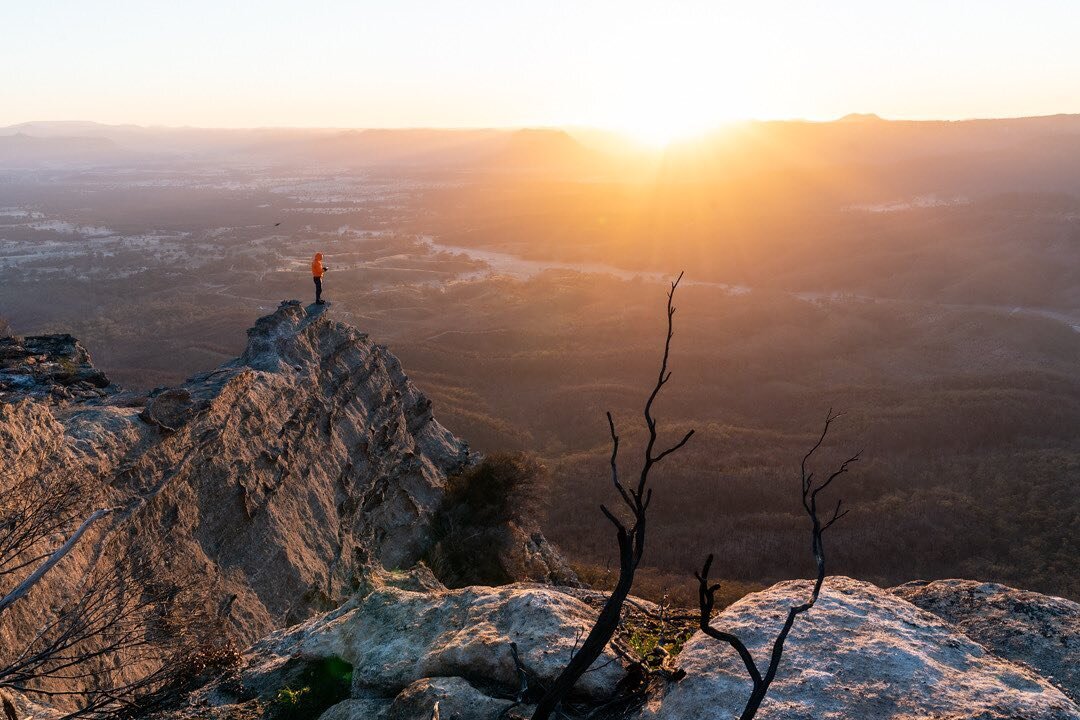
241,582,627,703
140,387,198,431
637,577,1080,720
385,677,515,720
893,579,1080,702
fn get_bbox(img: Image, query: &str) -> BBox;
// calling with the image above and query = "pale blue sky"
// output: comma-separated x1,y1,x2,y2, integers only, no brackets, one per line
4,0,1079,137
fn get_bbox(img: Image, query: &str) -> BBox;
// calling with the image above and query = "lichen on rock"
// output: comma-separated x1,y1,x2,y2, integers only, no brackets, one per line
637,576,1080,720
894,578,1080,703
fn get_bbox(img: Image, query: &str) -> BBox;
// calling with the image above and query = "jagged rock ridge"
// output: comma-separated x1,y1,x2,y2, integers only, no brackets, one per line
0,300,568,656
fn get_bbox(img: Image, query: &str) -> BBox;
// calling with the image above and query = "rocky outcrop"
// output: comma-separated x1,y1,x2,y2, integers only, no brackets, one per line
159,575,1080,720
894,579,1080,703
637,577,1080,720
0,334,110,402
162,572,629,720
0,301,573,682
260,584,624,700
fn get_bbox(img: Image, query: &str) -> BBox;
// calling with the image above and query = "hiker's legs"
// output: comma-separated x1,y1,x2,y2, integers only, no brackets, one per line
314,277,322,304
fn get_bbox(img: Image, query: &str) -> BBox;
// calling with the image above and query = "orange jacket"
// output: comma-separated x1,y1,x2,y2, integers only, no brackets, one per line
311,253,325,278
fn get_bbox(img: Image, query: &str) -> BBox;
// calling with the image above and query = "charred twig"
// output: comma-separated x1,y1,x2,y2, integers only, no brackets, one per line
695,409,859,720
510,642,537,703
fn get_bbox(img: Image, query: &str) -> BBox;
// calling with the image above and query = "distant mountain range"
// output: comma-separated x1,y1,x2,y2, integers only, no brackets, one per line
3,115,1080,190
0,121,604,171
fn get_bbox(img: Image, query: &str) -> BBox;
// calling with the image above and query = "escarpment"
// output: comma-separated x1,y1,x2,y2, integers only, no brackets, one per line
0,301,569,653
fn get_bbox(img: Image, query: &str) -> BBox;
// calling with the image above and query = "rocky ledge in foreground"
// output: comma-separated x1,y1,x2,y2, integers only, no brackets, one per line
637,577,1080,720
167,568,631,720
894,579,1080,703
149,575,1080,720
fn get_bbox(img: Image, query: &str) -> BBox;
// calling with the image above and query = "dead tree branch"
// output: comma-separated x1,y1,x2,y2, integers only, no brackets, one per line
532,273,694,720
0,508,114,616
0,464,231,718
695,409,859,720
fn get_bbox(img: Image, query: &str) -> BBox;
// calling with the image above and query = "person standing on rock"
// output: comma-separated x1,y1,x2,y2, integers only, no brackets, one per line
311,252,329,305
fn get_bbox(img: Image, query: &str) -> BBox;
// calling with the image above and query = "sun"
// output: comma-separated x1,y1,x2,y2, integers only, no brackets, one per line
623,121,683,149
603,92,723,149
617,116,710,149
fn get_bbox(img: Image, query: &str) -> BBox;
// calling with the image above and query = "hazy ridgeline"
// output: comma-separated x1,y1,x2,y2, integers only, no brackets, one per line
1,117,1078,605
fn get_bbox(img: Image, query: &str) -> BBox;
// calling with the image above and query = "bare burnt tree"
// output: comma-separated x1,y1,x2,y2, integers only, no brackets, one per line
532,273,694,720
0,471,229,718
695,409,859,720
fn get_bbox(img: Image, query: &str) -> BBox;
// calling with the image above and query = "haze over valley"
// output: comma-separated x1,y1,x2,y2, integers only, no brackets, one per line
3,116,1078,604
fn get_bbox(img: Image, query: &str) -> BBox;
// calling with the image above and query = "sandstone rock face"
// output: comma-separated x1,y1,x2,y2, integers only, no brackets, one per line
1,301,587,719
2,301,583,716
637,577,1080,720
240,581,626,702
1,301,473,648
894,579,1080,703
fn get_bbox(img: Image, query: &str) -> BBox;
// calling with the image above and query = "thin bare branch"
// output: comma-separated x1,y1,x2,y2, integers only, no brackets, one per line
696,410,859,720
652,429,696,465
532,273,693,720
606,413,634,514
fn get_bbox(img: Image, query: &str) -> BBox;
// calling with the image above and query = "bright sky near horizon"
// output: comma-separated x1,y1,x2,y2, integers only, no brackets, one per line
4,0,1080,141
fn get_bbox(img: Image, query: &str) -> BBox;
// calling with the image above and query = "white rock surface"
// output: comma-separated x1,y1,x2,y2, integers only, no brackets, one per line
638,577,1080,720
894,579,1080,703
243,582,627,702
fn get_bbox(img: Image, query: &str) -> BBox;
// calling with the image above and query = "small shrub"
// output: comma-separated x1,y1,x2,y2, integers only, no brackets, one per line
274,686,310,709
625,621,692,672
426,452,548,587
444,451,547,526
